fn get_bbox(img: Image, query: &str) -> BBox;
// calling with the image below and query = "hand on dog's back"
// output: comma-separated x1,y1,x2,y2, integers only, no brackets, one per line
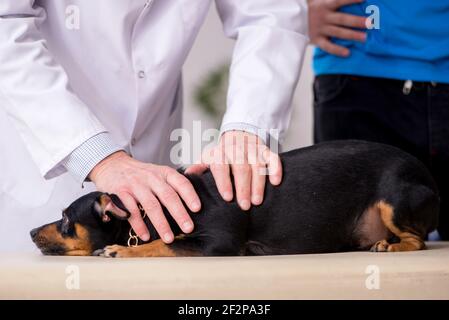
88,131,283,245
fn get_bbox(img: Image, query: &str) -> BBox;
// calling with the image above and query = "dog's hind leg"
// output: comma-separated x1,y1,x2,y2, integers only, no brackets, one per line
370,200,425,252
98,236,204,258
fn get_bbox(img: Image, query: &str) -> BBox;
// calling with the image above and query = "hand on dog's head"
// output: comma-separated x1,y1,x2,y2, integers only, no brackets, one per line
30,192,130,256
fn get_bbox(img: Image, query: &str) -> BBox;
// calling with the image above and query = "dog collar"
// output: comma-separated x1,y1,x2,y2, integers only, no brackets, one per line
127,205,147,247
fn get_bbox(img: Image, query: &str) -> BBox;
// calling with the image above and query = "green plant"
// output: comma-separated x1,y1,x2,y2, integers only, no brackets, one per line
193,63,230,121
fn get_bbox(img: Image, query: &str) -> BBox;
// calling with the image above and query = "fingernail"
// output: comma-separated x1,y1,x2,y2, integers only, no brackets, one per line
252,195,263,205
191,201,201,212
182,221,194,233
141,233,150,242
163,233,174,243
271,176,281,185
240,200,251,211
223,191,233,201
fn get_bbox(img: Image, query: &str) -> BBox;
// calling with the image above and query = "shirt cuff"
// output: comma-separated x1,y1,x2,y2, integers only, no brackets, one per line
220,122,269,145
61,132,124,184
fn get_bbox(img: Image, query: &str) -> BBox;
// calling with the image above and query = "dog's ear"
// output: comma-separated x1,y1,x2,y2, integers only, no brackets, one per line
94,193,131,222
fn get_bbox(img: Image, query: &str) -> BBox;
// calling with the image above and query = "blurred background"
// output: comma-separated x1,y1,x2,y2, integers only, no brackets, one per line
0,5,314,251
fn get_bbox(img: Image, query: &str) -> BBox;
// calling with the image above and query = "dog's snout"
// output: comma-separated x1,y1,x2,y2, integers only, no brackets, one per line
30,228,39,240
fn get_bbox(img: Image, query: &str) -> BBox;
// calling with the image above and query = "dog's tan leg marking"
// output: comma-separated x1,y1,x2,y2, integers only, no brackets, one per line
101,237,201,258
371,201,425,252
65,249,93,256
101,241,176,258
371,239,390,252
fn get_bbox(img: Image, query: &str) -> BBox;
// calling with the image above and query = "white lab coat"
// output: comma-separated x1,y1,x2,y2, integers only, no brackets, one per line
0,0,308,251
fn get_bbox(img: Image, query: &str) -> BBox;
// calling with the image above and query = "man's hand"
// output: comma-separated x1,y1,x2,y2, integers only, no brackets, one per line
185,131,282,210
308,0,368,57
89,151,201,243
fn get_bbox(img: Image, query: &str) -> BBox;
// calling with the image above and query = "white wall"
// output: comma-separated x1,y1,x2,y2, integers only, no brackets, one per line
183,5,314,152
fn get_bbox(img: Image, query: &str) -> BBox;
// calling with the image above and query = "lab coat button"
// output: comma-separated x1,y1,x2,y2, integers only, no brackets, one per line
131,138,137,146
138,71,146,79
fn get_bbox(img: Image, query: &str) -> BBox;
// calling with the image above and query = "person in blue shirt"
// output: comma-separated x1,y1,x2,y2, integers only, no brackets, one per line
308,0,449,240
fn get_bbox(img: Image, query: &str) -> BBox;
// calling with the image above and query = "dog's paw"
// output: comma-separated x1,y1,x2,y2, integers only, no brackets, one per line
99,245,130,258
92,249,105,256
370,239,390,252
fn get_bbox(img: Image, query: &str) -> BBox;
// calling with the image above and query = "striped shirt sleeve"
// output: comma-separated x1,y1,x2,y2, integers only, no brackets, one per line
61,132,124,184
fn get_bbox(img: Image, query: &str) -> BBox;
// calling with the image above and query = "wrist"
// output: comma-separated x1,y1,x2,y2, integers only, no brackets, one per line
222,130,262,142
220,123,268,145
89,150,129,183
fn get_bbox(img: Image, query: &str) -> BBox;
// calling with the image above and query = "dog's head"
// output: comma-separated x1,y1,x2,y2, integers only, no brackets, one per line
30,192,130,256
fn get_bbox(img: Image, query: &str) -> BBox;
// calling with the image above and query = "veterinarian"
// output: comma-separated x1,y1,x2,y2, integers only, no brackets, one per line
308,0,449,239
0,1,308,248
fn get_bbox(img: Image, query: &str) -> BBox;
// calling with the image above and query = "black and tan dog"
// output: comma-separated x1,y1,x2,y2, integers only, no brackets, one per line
30,140,439,258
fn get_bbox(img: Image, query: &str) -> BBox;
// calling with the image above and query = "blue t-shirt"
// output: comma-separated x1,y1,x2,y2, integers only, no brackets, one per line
313,0,449,84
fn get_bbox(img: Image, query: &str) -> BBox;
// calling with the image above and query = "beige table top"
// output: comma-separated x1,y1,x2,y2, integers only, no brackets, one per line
1,242,449,300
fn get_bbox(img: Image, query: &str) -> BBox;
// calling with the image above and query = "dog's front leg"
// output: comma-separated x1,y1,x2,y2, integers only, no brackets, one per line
97,237,203,258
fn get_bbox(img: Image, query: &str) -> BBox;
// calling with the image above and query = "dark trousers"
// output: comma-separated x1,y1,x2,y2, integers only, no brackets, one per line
313,74,449,240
